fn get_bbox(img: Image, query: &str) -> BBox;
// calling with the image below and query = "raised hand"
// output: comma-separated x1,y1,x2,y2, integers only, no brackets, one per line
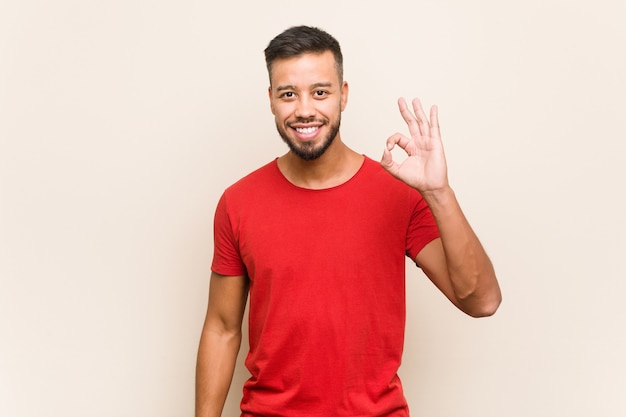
381,97,449,193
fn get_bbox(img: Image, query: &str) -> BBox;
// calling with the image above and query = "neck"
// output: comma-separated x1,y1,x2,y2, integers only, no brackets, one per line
277,137,363,189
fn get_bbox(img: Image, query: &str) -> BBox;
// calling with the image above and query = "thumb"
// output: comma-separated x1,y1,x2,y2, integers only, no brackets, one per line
381,148,400,178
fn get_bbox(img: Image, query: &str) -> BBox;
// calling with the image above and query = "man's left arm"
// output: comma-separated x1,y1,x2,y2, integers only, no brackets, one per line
381,97,501,317
415,188,501,317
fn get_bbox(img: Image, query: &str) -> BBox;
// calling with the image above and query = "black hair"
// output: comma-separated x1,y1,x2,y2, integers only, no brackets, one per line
264,26,343,83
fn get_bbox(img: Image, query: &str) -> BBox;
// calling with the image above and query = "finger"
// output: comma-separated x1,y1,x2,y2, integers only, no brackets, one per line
385,132,412,152
430,105,440,138
397,97,421,138
411,98,430,138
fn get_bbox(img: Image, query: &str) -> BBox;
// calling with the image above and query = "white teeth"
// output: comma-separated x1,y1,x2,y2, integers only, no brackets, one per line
295,127,318,134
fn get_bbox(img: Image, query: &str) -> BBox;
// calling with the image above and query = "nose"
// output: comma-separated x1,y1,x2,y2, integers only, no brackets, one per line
294,95,316,119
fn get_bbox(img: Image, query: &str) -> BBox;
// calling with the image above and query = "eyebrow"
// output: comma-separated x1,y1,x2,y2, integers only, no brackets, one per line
275,82,333,92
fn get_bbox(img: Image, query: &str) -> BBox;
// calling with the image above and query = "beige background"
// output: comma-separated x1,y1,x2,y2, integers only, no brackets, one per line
1,0,625,416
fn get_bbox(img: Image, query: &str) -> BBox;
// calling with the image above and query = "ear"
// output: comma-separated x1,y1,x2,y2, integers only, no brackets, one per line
340,81,349,112
268,86,276,115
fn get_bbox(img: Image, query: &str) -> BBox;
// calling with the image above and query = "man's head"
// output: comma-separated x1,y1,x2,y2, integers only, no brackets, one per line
265,27,348,162
264,26,344,86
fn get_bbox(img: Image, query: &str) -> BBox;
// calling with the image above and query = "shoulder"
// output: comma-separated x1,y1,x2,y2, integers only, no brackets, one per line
215,159,288,215
224,159,281,194
360,156,416,190
358,156,428,207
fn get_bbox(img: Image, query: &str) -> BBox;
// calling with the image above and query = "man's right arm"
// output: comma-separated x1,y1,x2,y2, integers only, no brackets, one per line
195,272,249,417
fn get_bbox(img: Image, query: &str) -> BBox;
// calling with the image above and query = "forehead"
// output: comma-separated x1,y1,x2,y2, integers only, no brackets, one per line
270,51,339,87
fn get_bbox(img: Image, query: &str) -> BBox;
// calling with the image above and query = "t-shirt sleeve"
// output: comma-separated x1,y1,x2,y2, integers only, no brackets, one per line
405,192,440,262
211,192,247,276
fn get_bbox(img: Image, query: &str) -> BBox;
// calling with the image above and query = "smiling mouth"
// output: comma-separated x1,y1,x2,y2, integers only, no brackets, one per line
295,126,319,134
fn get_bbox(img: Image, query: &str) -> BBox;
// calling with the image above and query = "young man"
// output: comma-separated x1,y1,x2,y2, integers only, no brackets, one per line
196,26,501,417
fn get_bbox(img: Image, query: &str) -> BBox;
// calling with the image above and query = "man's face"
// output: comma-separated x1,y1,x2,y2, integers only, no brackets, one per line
268,51,348,161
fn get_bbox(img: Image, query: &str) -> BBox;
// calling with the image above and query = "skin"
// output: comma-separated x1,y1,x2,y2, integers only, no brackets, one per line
195,51,502,417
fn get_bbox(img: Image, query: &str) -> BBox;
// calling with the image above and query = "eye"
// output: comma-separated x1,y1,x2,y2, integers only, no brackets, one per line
314,90,328,98
279,91,295,99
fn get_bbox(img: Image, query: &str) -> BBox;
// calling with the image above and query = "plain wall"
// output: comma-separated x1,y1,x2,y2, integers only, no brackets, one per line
1,0,625,416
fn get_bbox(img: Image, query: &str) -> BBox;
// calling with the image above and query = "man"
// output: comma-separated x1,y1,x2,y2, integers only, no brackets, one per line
196,25,501,417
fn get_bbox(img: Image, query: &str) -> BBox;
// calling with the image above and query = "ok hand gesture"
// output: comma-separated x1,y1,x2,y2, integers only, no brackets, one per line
381,98,449,193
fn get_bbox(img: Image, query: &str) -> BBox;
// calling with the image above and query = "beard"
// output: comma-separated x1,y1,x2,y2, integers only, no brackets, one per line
276,116,341,161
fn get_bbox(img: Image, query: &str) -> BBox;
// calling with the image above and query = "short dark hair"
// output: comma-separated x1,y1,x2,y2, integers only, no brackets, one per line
264,26,344,84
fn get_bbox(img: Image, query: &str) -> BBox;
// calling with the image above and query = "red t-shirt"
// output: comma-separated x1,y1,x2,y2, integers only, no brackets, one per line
212,157,439,417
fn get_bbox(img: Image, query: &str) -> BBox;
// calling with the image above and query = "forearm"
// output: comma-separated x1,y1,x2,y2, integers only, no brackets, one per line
422,186,501,316
195,329,242,417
